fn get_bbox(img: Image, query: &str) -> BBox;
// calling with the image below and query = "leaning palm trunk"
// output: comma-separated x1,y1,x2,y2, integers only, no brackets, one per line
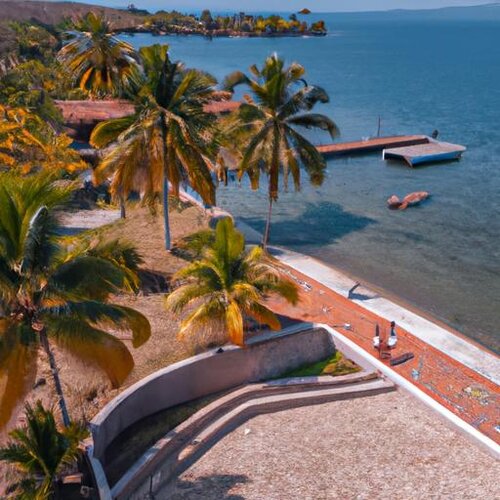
262,198,273,248
119,193,126,219
39,328,71,427
161,113,171,250
262,125,281,249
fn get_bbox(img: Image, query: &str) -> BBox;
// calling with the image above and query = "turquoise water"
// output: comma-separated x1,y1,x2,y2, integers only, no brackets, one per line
124,13,500,353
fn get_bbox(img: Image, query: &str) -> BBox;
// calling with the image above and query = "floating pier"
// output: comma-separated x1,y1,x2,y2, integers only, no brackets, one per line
383,139,466,167
317,135,429,157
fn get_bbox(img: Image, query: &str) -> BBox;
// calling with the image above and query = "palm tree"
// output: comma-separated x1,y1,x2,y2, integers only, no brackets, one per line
0,174,151,429
165,218,298,346
57,12,140,97
90,44,217,249
0,401,88,499
224,53,339,247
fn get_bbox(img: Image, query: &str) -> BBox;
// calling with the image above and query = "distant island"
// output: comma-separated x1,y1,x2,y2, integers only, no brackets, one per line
125,9,327,37
0,2,327,41
299,8,312,15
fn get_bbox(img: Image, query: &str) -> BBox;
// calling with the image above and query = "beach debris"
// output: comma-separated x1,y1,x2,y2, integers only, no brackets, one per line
387,191,430,210
280,268,313,292
463,386,490,405
390,352,415,366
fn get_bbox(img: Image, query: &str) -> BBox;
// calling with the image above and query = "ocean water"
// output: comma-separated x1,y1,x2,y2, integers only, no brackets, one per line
123,12,500,353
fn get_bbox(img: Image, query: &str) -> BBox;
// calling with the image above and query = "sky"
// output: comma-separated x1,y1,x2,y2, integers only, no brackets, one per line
86,1,495,13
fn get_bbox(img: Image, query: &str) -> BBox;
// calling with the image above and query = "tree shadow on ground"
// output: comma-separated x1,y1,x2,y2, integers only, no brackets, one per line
239,201,376,247
169,474,249,499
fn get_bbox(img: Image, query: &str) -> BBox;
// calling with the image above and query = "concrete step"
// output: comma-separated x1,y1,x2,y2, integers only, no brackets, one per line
178,378,394,466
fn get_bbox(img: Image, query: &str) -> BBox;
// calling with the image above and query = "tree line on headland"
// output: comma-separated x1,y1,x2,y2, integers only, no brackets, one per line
132,9,327,37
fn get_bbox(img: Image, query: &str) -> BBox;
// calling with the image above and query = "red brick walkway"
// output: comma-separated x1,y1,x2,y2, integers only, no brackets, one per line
269,266,500,444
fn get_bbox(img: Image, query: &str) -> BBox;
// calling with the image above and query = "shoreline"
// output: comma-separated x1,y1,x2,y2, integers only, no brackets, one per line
303,250,499,358
271,245,500,382
118,29,327,39
233,218,499,358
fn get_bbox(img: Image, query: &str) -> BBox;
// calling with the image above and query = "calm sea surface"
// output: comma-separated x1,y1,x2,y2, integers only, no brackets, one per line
123,13,500,353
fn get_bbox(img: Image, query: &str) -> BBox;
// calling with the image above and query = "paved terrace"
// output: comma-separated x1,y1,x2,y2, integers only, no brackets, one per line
164,391,500,499
263,246,500,444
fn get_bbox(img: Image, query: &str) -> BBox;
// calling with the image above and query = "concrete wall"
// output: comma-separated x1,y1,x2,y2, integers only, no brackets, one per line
91,325,334,462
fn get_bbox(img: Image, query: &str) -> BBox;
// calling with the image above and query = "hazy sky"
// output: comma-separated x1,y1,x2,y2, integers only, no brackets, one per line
93,1,494,13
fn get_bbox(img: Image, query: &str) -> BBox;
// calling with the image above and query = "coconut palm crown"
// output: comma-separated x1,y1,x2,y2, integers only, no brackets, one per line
223,53,339,247
90,44,217,249
0,401,88,499
0,174,151,429
165,217,298,347
58,12,140,97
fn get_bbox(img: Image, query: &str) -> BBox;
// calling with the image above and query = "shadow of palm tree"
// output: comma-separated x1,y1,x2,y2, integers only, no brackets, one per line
169,474,249,499
239,201,376,247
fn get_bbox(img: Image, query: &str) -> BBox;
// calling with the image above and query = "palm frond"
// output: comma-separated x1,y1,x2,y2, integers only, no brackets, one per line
47,317,134,387
20,206,57,276
222,71,251,92
90,115,137,148
49,256,127,300
44,300,151,348
286,113,339,138
0,321,38,429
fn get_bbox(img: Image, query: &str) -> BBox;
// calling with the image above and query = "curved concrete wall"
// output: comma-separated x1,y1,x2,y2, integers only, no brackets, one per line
91,325,334,462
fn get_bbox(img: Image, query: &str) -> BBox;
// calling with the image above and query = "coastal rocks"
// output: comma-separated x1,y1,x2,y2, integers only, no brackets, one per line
387,191,430,210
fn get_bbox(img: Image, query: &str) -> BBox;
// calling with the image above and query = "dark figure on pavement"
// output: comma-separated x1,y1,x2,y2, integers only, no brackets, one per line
388,320,398,348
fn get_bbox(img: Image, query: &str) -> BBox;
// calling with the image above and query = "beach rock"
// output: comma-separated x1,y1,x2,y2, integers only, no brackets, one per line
387,191,430,210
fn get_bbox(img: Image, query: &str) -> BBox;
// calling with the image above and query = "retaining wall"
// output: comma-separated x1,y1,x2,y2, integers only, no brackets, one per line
90,325,334,462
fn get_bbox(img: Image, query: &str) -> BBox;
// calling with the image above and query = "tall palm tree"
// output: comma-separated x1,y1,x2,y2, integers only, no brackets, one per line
224,53,339,247
0,174,151,429
0,401,88,499
57,12,140,97
165,218,298,346
90,44,217,249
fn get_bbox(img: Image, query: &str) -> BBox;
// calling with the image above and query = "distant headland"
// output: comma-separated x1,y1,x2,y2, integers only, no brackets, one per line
124,8,327,37
0,2,327,39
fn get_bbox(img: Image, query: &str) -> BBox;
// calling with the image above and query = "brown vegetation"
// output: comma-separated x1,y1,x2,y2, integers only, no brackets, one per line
0,1,144,28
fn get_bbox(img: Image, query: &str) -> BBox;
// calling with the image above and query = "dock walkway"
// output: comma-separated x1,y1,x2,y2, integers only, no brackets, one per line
317,135,429,157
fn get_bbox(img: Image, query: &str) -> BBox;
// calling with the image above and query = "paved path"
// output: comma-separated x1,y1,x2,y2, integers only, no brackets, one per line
57,209,122,235
275,247,499,385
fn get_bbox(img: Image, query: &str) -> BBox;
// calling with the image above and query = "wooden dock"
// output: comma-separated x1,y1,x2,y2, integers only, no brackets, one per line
383,140,466,167
316,135,430,157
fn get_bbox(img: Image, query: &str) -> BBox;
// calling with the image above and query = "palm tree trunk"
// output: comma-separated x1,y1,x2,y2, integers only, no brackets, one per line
119,193,126,219
262,197,273,249
39,329,71,427
162,173,171,250
160,113,171,251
